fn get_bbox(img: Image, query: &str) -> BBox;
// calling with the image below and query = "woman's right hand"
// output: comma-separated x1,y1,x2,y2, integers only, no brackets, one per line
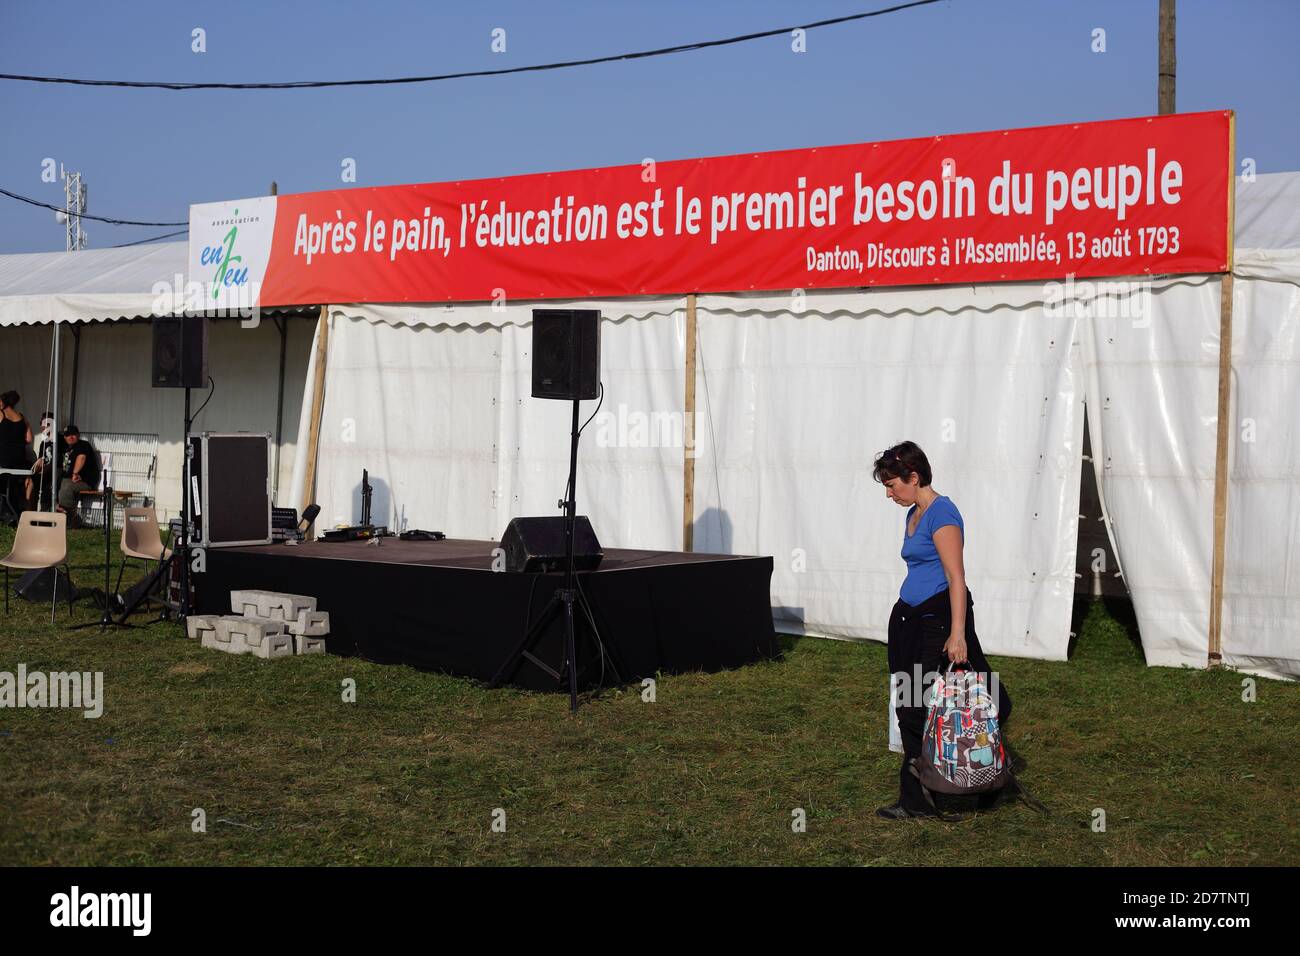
944,631,968,664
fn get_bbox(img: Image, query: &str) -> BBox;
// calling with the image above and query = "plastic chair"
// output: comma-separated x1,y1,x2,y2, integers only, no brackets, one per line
1,511,73,624
115,507,171,601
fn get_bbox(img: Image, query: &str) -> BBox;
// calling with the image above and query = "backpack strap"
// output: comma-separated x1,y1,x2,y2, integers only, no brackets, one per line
908,760,967,822
1006,768,1050,814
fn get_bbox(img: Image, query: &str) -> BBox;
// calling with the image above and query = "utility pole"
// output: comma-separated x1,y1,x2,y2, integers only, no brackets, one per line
1158,0,1176,115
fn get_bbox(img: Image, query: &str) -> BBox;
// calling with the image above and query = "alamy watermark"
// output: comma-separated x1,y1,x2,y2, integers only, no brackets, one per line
151,272,263,328
1043,275,1152,324
0,664,103,718
593,403,696,455
891,665,1001,712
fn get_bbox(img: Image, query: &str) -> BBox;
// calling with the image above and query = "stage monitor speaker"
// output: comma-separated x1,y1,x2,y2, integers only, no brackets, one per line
531,309,600,400
152,315,209,388
187,432,272,548
501,516,603,573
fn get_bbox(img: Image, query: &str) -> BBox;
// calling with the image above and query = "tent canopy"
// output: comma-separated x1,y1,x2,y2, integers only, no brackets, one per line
0,241,187,327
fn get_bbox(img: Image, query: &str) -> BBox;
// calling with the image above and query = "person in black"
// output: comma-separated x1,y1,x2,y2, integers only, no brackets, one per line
56,425,99,522
0,391,33,522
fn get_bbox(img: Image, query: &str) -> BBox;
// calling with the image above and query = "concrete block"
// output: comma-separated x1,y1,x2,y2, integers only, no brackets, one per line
218,616,292,658
286,609,330,636
231,589,317,623
245,630,294,659
206,619,247,654
186,614,222,641
294,635,327,655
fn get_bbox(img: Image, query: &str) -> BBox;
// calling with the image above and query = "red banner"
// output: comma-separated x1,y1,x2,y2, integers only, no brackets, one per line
189,111,1232,307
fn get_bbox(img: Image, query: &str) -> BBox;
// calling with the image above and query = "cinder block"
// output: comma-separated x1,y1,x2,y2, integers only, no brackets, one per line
225,616,292,659
186,614,222,641
245,630,294,659
218,616,292,658
230,589,317,623
294,635,327,655
205,619,247,654
286,610,330,636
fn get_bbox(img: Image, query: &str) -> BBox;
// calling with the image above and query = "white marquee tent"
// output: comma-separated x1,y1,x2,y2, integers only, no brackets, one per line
286,173,1300,681
0,241,316,517
1,173,1297,681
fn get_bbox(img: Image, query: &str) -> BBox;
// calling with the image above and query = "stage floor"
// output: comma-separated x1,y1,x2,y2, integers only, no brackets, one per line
194,538,779,691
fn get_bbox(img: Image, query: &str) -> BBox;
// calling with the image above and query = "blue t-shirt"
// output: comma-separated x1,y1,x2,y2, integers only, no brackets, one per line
899,495,963,606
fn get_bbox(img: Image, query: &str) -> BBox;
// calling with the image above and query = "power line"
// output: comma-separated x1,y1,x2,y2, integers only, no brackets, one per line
109,228,189,248
0,1,945,91
0,186,186,226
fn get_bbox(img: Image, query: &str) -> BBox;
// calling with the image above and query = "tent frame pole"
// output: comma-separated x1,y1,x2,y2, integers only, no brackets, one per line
1208,112,1236,667
682,294,697,551
273,314,287,502
1208,274,1232,666
299,306,330,537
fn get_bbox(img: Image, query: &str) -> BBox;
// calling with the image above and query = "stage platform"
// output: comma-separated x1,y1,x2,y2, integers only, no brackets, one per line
194,538,780,691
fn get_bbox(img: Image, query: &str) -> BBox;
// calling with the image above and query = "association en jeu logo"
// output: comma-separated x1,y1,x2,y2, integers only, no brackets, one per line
199,208,251,298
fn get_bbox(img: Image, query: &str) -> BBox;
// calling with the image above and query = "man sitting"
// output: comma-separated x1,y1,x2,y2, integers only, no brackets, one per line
56,425,100,526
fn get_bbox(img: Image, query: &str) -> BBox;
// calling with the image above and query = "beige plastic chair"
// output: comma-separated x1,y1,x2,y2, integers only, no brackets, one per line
114,507,171,600
2,511,73,623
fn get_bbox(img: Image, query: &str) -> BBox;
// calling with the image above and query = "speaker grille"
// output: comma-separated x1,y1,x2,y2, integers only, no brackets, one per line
531,309,600,400
152,316,209,388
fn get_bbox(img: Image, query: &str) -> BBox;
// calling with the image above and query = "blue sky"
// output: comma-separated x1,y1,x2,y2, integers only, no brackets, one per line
2,0,1297,254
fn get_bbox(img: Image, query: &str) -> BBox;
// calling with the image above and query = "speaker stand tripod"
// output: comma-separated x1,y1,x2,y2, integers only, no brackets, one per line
489,398,625,712
69,485,137,632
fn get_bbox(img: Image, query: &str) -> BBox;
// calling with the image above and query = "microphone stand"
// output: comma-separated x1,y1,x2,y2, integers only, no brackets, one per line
69,484,136,631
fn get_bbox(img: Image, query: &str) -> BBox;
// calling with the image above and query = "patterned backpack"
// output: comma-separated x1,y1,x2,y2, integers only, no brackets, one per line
912,664,1010,795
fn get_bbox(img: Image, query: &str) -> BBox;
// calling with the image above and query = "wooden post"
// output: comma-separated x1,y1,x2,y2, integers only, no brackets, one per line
299,305,331,538
682,294,698,551
1158,0,1176,115
1209,275,1232,664
1208,112,1235,665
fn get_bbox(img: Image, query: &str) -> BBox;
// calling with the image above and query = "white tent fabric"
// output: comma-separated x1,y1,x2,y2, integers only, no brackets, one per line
691,289,1084,661
1221,274,1300,679
0,241,186,327
1078,278,1222,670
311,299,685,546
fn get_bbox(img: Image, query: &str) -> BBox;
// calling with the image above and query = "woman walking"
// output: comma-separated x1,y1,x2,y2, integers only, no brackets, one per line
873,441,1012,819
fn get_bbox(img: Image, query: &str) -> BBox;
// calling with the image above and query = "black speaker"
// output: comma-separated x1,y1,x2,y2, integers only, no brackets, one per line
501,516,603,572
532,309,600,400
152,316,209,388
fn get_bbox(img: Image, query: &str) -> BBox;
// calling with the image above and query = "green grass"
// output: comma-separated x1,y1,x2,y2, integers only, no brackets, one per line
0,525,1296,865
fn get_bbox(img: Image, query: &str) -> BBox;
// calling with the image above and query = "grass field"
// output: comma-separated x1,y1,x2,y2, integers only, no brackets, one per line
0,524,1296,866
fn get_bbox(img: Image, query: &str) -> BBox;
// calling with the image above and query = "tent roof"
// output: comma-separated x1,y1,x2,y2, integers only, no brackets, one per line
1236,171,1300,250
0,240,187,296
2,172,1297,328
0,240,186,327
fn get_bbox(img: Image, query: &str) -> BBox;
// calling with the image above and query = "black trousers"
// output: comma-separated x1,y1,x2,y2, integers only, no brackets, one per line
887,588,1011,811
